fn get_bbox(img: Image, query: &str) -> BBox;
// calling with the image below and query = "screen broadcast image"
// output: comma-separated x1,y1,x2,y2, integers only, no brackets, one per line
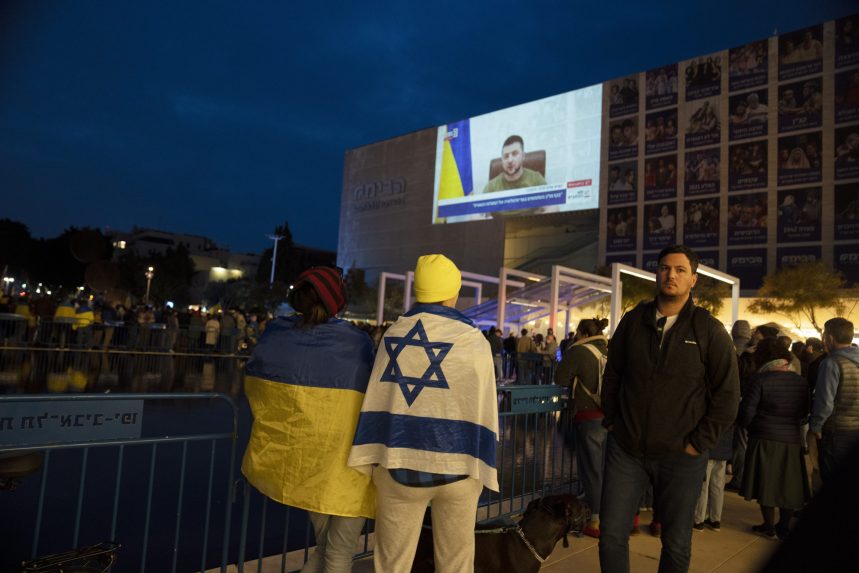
431,84,603,224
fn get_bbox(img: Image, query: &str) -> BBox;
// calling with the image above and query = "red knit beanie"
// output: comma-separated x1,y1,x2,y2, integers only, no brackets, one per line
294,267,346,316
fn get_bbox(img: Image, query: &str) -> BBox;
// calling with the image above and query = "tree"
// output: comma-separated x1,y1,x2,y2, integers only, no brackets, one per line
591,265,655,317
255,221,299,285
748,262,857,335
116,244,196,305
692,276,728,316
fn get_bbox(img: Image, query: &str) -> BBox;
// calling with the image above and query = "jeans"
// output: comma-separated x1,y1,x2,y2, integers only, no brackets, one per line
599,434,707,573
301,512,366,573
819,430,859,485
694,459,726,523
575,418,608,516
492,354,502,380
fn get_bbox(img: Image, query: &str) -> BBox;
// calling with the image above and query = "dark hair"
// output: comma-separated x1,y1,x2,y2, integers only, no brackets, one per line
288,282,330,326
521,329,528,336
503,135,524,150
753,337,792,368
577,318,609,338
657,244,699,274
824,318,855,345
755,325,780,339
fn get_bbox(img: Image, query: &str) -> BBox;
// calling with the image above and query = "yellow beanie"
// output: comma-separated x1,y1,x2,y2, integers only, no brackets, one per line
414,254,461,303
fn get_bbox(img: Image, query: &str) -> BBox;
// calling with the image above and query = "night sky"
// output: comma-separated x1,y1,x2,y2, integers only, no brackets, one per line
1,1,854,254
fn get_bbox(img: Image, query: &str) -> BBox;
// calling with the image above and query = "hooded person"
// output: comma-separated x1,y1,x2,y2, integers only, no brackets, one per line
348,254,499,573
241,266,375,573
731,320,751,355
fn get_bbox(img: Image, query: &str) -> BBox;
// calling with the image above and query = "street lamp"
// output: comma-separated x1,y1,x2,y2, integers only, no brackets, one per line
2,277,14,294
144,266,155,304
267,235,284,286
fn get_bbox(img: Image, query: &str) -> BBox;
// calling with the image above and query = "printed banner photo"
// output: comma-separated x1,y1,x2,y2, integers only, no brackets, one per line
605,253,637,267
835,125,859,180
778,25,823,81
685,54,722,101
777,245,821,270
685,97,721,148
729,39,768,92
643,202,677,250
696,250,719,270
607,160,637,205
685,148,720,196
646,64,678,109
606,206,638,252
644,155,677,201
777,187,822,243
835,69,859,124
608,117,638,160
645,108,678,155
729,140,768,191
727,193,768,245
835,182,859,240
683,197,720,248
729,90,768,140
836,15,859,69
432,85,603,223
835,243,859,287
727,248,767,290
642,252,660,274
778,132,822,186
608,76,640,118
778,79,822,133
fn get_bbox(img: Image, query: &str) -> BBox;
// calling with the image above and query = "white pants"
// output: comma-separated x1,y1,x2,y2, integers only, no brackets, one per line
694,459,727,524
372,467,483,573
301,511,366,573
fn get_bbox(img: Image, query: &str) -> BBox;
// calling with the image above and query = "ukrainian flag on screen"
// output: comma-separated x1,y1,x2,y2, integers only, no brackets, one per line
241,315,376,518
438,119,473,199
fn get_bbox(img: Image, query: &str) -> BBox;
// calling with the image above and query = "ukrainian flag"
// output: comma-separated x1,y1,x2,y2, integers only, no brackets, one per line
241,315,376,518
438,119,473,200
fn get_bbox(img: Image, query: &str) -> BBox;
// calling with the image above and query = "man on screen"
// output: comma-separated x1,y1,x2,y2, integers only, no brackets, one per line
482,135,547,194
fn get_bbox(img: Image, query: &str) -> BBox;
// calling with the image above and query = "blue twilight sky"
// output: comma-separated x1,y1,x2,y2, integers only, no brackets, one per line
0,1,855,254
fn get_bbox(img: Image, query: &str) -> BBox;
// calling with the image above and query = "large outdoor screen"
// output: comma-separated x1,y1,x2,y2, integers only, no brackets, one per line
431,84,603,224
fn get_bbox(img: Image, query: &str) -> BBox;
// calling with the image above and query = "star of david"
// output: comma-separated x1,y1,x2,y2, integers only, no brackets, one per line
380,320,453,406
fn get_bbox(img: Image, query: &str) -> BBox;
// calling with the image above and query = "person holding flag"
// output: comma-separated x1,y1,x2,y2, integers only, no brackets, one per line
349,254,499,573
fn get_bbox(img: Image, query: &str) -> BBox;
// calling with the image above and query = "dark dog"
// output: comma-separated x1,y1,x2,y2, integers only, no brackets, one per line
411,494,589,573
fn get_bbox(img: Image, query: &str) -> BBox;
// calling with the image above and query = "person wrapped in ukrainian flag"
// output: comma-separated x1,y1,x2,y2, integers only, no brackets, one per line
241,266,375,572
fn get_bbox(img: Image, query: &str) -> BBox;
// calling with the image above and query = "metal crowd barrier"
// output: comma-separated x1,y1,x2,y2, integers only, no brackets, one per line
0,393,238,573
1,385,576,572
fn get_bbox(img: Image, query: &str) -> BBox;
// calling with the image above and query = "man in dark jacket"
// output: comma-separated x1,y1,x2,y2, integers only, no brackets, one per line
599,245,740,573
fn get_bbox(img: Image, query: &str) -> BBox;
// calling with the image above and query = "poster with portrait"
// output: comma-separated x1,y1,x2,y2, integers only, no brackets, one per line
835,69,859,124
642,252,660,274
777,79,822,133
835,244,859,287
835,125,859,180
685,54,722,100
777,245,821,270
835,183,859,240
727,248,767,290
644,155,677,201
778,25,823,81
685,97,721,148
729,90,768,140
729,39,768,91
697,250,719,270
608,117,638,160
727,192,767,245
683,197,720,248
685,148,720,196
777,132,822,186
729,140,767,191
608,76,640,118
607,160,637,205
645,108,678,155
605,253,637,267
643,202,676,250
836,15,859,69
606,206,637,252
777,188,822,243
645,64,678,109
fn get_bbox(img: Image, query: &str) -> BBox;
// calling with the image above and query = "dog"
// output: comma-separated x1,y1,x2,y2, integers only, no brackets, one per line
410,494,589,573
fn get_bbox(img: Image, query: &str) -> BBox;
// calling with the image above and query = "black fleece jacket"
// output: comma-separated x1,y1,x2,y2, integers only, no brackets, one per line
601,297,740,458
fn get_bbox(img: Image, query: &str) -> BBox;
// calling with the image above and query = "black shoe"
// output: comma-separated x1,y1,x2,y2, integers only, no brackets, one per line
693,522,704,531
705,519,721,531
752,524,777,540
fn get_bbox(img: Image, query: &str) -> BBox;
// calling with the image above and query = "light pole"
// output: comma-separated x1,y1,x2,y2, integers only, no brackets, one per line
2,277,13,295
267,235,284,286
144,266,155,304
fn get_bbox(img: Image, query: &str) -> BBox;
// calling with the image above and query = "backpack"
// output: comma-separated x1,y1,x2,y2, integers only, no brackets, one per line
573,343,608,408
